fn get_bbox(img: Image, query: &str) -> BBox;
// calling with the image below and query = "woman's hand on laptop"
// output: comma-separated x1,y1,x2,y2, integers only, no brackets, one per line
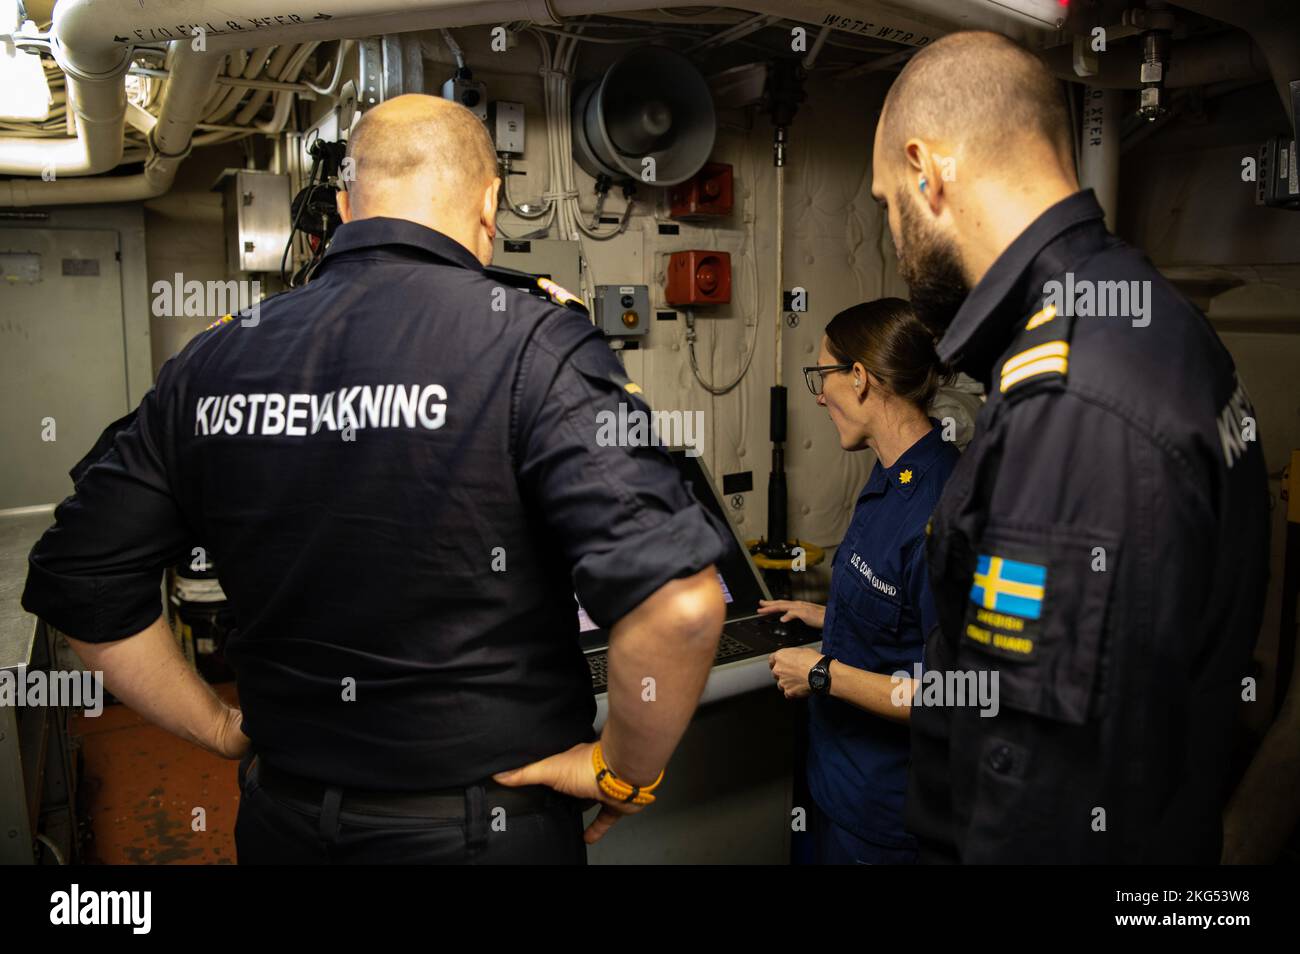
758,599,825,629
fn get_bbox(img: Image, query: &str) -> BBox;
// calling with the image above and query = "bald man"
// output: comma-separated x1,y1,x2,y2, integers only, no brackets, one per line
24,94,730,863
870,33,1269,862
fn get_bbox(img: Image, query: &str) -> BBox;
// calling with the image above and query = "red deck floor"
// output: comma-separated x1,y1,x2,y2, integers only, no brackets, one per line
71,682,241,864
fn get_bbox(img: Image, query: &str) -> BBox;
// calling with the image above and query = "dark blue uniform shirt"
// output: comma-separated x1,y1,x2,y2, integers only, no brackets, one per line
22,216,729,791
908,191,1270,862
808,421,958,848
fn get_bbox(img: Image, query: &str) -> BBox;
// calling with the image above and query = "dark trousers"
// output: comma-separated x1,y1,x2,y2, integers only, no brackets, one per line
235,756,587,864
809,800,918,866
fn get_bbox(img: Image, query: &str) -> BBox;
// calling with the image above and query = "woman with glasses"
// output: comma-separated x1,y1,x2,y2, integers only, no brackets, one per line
760,296,958,865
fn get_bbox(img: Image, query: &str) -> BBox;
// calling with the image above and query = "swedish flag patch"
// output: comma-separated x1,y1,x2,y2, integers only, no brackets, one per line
970,554,1046,619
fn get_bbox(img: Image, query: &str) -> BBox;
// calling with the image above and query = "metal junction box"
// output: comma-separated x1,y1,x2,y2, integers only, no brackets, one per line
215,169,292,274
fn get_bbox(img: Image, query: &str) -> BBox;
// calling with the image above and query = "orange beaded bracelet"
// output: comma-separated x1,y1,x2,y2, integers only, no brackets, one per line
592,742,664,806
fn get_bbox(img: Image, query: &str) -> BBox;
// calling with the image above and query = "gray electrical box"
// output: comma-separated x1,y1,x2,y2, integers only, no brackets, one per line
594,284,650,336
491,238,581,296
215,169,292,275
1257,135,1299,210
489,101,525,157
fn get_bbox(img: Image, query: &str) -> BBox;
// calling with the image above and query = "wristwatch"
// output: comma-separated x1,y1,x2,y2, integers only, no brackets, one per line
808,655,833,695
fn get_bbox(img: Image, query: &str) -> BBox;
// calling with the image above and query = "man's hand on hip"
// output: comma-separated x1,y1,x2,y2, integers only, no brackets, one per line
493,741,645,844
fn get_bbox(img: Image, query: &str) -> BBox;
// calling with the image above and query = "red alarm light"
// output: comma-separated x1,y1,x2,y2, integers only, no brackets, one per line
665,250,731,306
668,163,734,219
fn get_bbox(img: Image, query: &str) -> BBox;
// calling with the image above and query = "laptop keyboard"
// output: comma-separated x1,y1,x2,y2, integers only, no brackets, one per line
587,652,608,691
716,632,755,661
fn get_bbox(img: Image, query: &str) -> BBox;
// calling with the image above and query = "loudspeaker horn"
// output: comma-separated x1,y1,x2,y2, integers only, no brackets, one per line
572,47,717,187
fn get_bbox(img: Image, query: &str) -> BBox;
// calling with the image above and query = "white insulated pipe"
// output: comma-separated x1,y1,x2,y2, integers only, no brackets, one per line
0,0,1043,205
0,10,131,175
0,0,668,195
0,41,222,205
1078,86,1121,232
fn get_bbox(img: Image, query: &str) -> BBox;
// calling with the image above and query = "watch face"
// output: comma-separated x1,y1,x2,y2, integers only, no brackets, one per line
810,668,827,691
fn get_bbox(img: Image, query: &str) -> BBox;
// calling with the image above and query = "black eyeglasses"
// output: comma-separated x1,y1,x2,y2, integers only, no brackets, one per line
802,364,852,396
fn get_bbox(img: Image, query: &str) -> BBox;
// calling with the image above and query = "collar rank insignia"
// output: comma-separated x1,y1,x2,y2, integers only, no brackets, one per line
898,468,914,485
1025,303,1057,330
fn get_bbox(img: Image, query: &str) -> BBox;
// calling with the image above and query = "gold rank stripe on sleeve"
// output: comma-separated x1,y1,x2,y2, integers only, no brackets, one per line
999,340,1069,393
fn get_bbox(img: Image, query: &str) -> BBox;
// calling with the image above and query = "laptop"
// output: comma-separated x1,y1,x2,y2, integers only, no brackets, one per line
579,449,815,693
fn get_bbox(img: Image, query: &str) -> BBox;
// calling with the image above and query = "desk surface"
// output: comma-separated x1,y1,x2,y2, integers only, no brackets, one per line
0,505,53,672
593,637,821,729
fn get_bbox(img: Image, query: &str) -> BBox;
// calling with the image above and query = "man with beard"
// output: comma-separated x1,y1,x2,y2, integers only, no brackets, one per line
870,31,1270,862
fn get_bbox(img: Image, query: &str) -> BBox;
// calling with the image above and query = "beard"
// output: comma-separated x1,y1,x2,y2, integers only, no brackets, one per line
894,188,969,339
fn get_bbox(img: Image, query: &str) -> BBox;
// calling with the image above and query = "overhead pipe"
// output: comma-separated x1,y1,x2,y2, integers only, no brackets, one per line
0,41,221,205
1,0,1049,205
1078,86,1121,231
21,0,1015,69
0,11,130,175
0,0,671,184
255,43,322,134
125,69,320,96
60,0,1020,55
46,0,673,54
208,46,274,125
1040,30,1270,91
231,41,302,127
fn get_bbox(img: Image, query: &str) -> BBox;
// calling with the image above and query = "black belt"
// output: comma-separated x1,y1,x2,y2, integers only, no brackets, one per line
251,757,564,819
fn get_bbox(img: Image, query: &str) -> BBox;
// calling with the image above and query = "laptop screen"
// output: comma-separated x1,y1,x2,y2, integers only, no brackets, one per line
576,451,767,646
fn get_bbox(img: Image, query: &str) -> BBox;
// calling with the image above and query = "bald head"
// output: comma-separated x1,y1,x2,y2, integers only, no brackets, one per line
880,31,1073,177
340,94,501,263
